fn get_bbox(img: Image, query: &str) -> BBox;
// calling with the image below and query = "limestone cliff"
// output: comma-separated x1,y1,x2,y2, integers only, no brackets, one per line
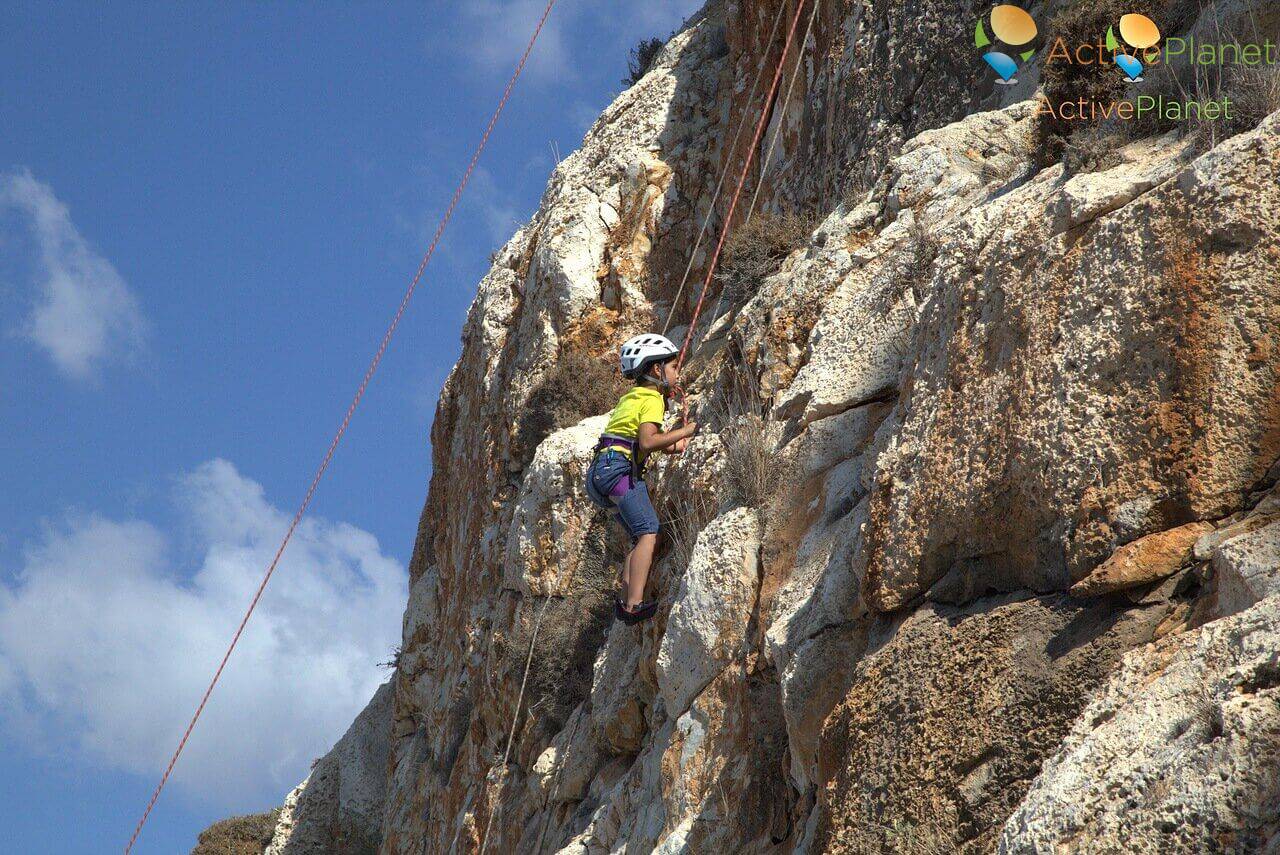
219,1,1280,852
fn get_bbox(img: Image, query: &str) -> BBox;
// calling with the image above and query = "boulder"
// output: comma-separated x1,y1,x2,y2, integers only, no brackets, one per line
1000,596,1280,854
1070,521,1213,598
656,508,760,716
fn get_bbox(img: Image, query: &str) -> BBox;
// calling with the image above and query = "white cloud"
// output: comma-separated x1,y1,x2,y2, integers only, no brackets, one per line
0,459,407,807
469,166,523,245
451,0,573,83
450,0,702,83
1,169,148,379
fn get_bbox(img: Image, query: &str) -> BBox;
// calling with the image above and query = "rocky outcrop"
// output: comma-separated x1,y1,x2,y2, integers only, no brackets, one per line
1070,521,1214,598
265,681,393,854
813,594,1173,853
229,1,1280,853
999,597,1280,854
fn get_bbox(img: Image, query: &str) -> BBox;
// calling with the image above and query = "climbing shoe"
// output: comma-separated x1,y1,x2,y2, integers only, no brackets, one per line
614,598,658,625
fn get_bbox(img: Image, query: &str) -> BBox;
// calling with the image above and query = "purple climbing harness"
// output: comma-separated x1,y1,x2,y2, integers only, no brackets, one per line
595,434,638,497
587,434,661,539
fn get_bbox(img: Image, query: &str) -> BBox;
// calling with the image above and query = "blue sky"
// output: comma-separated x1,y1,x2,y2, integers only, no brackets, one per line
0,1,700,850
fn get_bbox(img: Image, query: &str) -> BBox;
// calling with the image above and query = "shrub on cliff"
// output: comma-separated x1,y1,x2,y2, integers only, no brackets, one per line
1036,0,1200,165
511,309,630,467
623,37,665,86
716,210,817,308
191,810,280,855
514,348,629,467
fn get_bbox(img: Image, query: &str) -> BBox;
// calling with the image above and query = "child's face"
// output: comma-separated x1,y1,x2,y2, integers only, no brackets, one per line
656,359,679,385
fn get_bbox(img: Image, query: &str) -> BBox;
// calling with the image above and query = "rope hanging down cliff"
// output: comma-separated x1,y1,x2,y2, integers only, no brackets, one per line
473,5,812,853
670,0,813,412
704,0,821,332
660,0,790,336
123,3,559,851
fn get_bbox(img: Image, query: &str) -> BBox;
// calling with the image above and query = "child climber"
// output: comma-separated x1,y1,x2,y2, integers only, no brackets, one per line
584,333,698,624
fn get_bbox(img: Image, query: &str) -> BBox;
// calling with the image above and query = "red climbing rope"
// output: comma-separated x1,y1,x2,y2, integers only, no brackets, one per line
671,0,810,414
122,3,557,851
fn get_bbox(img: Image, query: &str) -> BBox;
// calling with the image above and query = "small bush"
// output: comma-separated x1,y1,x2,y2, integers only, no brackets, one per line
1062,124,1126,176
716,211,818,307
880,817,954,855
1036,0,1198,164
499,512,619,739
1036,0,1135,165
542,349,629,429
377,645,402,670
623,37,666,86
192,810,281,855
840,169,877,209
513,348,629,467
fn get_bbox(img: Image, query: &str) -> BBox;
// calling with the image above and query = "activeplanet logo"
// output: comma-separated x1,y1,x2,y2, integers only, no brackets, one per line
1106,13,1162,81
976,4,1038,85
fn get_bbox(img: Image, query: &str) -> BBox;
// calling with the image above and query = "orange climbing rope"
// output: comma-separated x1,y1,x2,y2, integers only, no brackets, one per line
660,0,789,336
704,0,821,331
122,2,558,851
671,0,811,415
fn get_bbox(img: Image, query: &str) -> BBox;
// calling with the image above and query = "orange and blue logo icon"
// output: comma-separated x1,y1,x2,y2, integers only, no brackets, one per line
976,4,1038,84
1106,14,1162,81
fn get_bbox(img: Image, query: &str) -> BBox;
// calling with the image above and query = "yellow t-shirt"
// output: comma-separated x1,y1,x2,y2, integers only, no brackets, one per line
602,385,666,456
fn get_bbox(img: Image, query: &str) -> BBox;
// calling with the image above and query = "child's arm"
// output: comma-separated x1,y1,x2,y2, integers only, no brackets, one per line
637,420,698,456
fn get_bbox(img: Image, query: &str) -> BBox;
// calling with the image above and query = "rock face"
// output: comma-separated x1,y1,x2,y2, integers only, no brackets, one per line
265,681,393,854
999,597,1280,854
813,594,1173,854
224,1,1280,853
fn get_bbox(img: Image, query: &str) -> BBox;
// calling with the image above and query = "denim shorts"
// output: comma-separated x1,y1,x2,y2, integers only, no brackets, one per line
584,452,660,542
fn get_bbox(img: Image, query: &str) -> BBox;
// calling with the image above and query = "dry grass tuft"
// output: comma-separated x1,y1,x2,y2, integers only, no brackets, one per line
1217,62,1280,139
1089,6,1280,152
661,484,718,572
720,413,781,509
706,354,791,516
1125,52,1280,150
715,211,818,308
879,816,955,855
906,208,940,282
825,791,959,855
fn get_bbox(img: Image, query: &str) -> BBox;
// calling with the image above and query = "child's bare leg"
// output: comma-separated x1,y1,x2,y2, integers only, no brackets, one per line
626,533,657,607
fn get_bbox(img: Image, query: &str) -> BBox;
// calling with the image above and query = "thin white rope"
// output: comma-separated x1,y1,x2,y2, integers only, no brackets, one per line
661,0,789,335
477,592,553,855
703,0,821,336
746,0,822,223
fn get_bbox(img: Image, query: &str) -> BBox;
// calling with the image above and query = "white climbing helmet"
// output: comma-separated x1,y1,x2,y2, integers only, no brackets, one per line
620,333,679,379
